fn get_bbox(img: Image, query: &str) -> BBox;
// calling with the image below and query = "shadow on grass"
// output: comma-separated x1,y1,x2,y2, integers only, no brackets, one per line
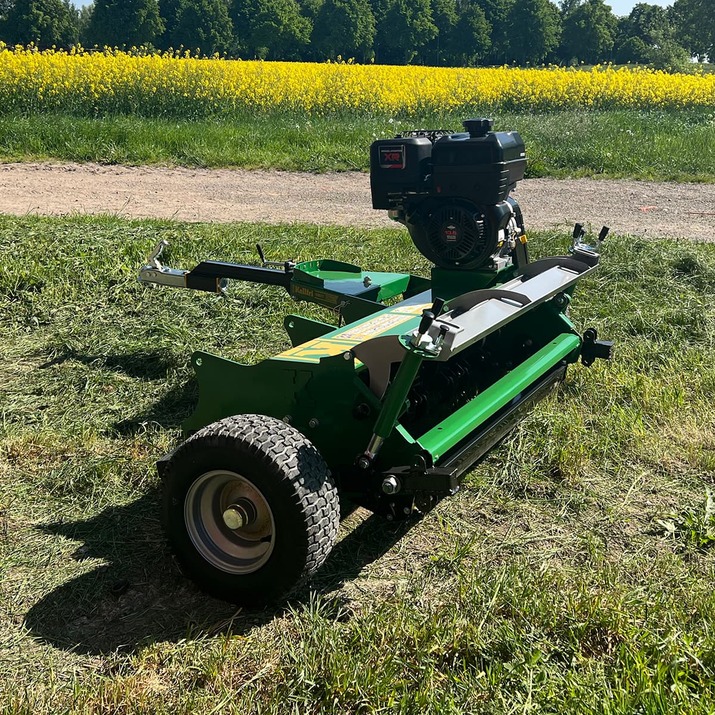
112,381,198,435
39,346,198,434
41,347,179,380
24,490,415,656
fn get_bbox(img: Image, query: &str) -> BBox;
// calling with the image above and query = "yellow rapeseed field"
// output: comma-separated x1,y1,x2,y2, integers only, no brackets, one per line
1,44,713,117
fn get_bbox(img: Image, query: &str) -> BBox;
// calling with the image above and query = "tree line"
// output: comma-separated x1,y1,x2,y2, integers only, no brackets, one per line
0,0,712,68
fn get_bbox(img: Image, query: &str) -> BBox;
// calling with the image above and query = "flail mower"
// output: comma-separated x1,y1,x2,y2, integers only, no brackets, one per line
138,118,612,606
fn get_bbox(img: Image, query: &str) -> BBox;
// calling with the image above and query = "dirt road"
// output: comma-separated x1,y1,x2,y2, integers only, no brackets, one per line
1,162,713,240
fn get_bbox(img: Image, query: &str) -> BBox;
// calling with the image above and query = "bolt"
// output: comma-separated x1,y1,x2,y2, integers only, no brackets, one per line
358,456,371,470
222,506,245,530
363,276,372,287
553,292,571,309
353,403,371,419
308,418,319,428
343,351,352,361
382,476,400,495
403,506,412,515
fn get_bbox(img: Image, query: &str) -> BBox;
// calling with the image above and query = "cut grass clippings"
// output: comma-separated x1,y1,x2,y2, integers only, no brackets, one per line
1,214,715,713
0,109,714,182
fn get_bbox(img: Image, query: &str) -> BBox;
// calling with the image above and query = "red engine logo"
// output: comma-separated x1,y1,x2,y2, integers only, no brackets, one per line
444,224,458,242
379,145,405,169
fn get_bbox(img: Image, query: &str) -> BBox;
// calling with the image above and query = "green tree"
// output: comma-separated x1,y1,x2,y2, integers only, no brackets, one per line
479,0,514,64
233,0,311,59
425,0,458,65
446,0,491,65
372,0,437,63
311,0,375,61
671,0,714,60
157,0,181,48
506,0,560,64
614,3,689,68
0,0,78,48
77,2,93,44
613,30,649,63
171,0,233,53
86,0,164,47
558,0,579,14
559,0,617,63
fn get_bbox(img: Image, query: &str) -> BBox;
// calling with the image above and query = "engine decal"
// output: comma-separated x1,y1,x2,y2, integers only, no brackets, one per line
379,145,405,170
291,283,340,306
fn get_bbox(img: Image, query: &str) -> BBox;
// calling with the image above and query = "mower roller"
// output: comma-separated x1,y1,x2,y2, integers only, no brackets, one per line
139,118,612,606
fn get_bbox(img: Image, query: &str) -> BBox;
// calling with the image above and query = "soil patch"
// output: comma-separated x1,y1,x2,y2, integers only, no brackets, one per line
1,162,713,240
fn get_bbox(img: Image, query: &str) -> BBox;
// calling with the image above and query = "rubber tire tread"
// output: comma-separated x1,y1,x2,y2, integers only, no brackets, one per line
163,414,339,606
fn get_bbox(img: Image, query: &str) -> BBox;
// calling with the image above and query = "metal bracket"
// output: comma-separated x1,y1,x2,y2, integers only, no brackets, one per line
581,328,613,366
138,240,189,288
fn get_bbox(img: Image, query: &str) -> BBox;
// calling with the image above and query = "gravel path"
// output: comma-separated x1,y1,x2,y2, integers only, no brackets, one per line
1,162,714,240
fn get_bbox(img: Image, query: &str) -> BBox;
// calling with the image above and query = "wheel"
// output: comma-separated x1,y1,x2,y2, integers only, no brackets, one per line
163,414,340,606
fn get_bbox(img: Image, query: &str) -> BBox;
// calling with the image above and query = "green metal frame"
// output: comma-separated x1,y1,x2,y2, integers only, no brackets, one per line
184,282,581,478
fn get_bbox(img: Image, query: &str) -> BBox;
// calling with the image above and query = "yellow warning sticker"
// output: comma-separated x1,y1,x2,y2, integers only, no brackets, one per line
393,303,431,316
276,338,355,363
274,303,430,363
338,312,413,342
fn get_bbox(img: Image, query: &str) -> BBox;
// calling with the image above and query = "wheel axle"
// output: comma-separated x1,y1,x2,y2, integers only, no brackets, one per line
222,498,257,530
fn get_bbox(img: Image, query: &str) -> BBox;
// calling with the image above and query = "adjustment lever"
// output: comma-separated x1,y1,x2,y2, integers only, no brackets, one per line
411,297,446,349
571,223,608,267
410,308,435,348
430,297,446,318
256,243,296,271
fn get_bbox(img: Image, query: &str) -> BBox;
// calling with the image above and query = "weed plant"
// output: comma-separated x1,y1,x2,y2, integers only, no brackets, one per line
1,215,714,713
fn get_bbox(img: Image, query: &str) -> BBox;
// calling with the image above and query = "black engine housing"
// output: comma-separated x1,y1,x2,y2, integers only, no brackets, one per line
370,119,527,269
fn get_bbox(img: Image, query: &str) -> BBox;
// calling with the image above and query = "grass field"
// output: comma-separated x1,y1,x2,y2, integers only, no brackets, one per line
1,109,714,182
1,214,715,713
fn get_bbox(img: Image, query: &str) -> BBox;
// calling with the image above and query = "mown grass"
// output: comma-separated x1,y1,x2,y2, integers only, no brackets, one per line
1,109,714,181
1,214,715,713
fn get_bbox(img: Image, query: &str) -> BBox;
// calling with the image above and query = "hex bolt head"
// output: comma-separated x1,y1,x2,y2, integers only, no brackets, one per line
308,418,319,428
381,476,400,495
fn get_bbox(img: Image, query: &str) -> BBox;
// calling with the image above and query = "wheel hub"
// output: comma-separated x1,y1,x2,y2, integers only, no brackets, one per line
185,470,275,575
222,497,258,530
